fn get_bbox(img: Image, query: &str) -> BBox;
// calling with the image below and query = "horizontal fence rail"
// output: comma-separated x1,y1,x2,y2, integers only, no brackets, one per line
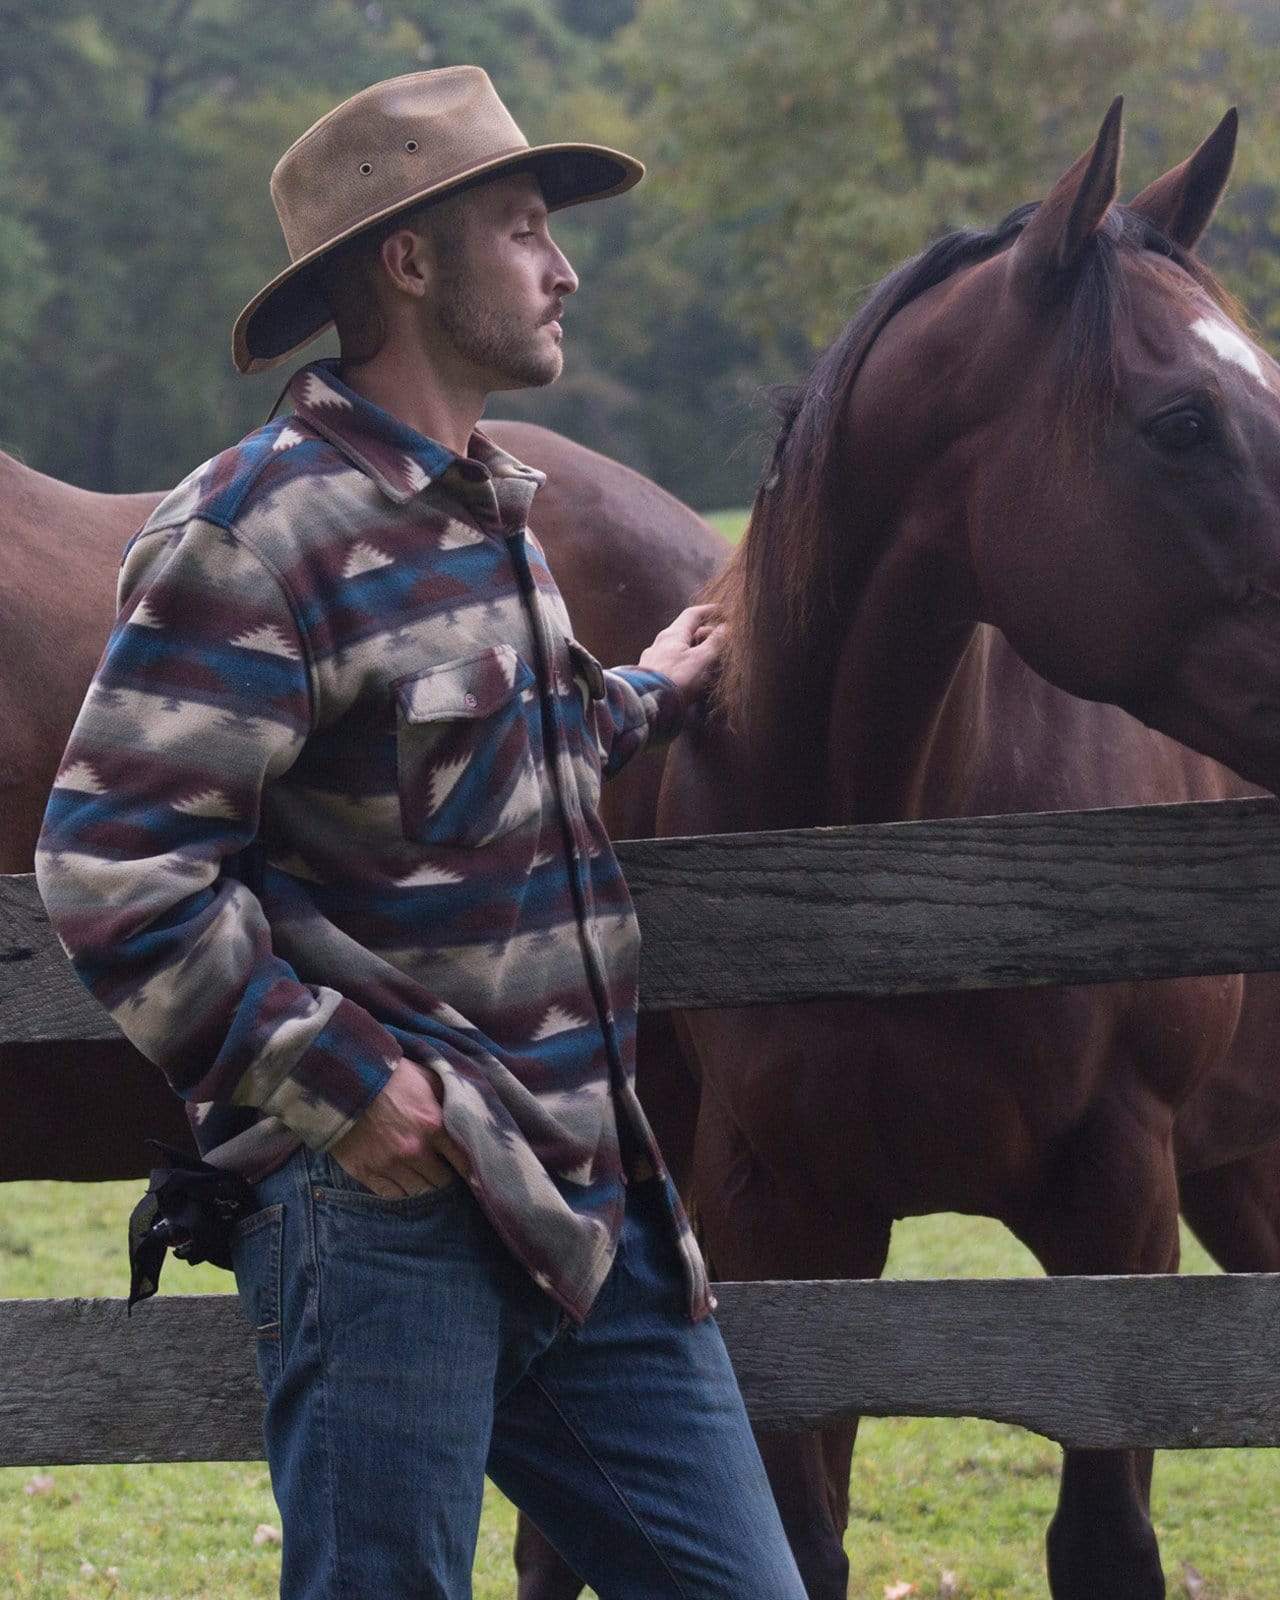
1,1272,1278,1467
622,796,1280,1008
7,798,1280,1045
4,798,1280,1470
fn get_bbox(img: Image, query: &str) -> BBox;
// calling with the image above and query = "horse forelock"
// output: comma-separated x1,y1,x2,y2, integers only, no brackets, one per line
710,197,1245,731
1050,207,1242,451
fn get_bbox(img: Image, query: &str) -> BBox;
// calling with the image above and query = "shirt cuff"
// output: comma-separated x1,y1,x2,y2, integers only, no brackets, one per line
611,665,688,748
255,995,401,1152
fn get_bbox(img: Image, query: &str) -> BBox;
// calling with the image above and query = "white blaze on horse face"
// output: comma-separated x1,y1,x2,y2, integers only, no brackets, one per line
1190,316,1272,390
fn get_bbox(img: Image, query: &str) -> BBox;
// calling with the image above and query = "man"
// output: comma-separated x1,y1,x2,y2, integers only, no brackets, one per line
35,67,808,1600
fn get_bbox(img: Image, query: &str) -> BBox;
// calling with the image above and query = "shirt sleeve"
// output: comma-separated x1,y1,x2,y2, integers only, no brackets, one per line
592,666,688,781
32,515,403,1153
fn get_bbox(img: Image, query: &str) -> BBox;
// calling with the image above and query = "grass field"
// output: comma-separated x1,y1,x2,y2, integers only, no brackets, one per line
2,1177,1276,1600
701,506,749,540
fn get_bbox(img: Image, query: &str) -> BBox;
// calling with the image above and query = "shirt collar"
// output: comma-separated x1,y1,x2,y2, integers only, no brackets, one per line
285,357,546,532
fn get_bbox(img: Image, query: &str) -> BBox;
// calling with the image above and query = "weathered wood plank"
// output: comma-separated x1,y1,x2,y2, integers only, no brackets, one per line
623,797,1280,1008
7,800,1280,1040
0,873,121,1044
2,1273,1277,1465
714,1274,1280,1442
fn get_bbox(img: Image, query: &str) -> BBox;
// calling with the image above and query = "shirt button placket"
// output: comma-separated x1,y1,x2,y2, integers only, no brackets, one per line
511,534,621,1093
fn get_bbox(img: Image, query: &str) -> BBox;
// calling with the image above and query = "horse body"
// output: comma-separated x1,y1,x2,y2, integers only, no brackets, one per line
0,421,723,876
0,424,724,1195
0,452,159,875
656,104,1280,1599
2,419,727,1599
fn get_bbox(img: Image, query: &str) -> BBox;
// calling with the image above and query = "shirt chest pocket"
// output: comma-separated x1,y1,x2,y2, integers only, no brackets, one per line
392,645,540,849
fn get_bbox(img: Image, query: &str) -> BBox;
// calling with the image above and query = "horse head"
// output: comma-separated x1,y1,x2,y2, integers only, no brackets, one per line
824,98,1280,794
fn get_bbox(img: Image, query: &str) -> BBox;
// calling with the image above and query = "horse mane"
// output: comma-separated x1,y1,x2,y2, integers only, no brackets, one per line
705,200,1241,730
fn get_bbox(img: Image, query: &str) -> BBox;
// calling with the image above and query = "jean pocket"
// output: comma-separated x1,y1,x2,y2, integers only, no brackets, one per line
317,1150,463,1214
392,645,540,848
229,1202,284,1390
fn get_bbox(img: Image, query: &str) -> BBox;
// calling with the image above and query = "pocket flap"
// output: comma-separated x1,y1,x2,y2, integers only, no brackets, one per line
566,638,607,701
394,645,534,722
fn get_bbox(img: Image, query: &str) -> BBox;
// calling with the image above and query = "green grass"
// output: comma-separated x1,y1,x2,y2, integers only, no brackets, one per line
2,1181,1276,1598
702,506,749,541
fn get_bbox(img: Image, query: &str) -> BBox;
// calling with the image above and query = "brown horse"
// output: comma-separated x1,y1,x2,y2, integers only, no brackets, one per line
0,423,724,880
2,419,726,1597
646,101,1280,1600
0,420,725,1188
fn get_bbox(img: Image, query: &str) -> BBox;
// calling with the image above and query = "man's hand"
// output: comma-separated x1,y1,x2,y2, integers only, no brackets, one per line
637,603,727,707
327,1058,472,1198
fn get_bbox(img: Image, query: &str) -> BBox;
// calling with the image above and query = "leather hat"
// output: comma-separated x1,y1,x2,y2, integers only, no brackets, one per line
232,66,644,375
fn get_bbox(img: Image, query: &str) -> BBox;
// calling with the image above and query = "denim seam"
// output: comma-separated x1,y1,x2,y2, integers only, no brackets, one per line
300,1147,344,1598
526,1373,690,1600
266,1208,284,1384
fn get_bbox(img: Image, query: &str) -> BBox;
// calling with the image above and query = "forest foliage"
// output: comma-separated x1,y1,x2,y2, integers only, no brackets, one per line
3,0,1280,508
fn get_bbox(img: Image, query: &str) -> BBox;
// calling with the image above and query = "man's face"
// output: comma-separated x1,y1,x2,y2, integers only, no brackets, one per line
423,171,579,391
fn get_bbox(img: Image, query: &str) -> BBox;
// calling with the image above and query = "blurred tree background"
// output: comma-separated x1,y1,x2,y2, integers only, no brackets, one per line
2,0,1279,510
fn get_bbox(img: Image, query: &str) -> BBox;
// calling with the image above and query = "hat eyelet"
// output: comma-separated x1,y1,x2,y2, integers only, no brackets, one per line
404,140,419,152
358,161,373,175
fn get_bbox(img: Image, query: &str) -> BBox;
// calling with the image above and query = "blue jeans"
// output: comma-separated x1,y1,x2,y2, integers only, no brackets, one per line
229,1141,807,1599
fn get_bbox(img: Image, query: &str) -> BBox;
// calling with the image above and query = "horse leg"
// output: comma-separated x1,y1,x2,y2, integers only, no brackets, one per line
752,1427,859,1600
513,1517,584,1600
1008,1092,1180,1600
634,1008,702,1192
1179,1146,1280,1272
694,1091,892,1600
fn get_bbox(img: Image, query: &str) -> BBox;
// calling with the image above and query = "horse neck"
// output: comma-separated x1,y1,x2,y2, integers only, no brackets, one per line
713,500,981,829
823,534,982,824
710,580,846,830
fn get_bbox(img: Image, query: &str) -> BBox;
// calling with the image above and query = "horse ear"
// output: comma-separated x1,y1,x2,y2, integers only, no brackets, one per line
1012,97,1124,297
1127,108,1238,251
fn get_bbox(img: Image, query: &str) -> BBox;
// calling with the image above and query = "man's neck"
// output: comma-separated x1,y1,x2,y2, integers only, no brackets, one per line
336,342,488,460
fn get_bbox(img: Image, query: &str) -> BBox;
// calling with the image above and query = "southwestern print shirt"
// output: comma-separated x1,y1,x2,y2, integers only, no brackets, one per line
34,356,713,1326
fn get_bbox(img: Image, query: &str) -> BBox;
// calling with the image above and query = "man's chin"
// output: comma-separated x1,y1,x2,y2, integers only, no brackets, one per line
489,346,564,392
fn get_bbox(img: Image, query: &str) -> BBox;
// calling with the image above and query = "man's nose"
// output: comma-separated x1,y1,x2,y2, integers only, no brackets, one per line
550,244,578,297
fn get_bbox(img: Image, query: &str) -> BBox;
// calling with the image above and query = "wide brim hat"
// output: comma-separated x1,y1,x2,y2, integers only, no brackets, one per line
232,66,644,375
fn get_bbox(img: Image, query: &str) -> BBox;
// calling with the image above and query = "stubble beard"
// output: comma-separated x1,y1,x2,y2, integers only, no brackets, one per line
435,274,563,390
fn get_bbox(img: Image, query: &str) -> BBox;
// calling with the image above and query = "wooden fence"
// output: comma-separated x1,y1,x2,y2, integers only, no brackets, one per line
3,796,1280,1467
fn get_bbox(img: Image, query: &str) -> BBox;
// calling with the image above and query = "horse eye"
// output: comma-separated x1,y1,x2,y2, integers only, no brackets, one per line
1148,411,1206,453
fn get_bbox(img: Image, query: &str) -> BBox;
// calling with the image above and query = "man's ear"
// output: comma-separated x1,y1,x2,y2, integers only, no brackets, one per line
378,226,433,299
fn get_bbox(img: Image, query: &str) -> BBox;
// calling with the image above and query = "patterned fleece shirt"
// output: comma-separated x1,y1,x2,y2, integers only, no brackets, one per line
34,356,712,1326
